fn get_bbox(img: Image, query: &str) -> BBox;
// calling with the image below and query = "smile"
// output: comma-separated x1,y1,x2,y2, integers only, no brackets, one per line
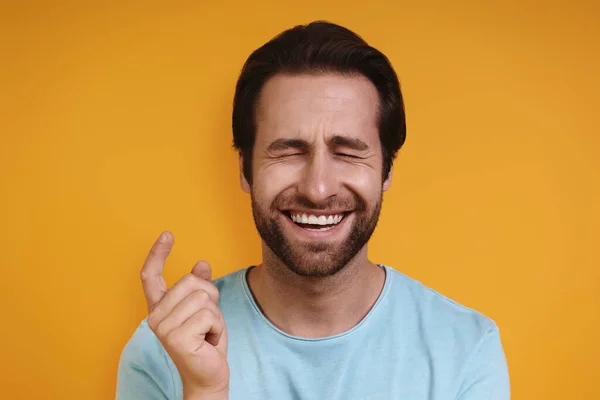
286,211,347,232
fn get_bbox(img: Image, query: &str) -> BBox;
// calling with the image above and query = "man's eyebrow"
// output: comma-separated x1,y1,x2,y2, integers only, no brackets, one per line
266,136,370,152
266,138,310,152
330,135,370,151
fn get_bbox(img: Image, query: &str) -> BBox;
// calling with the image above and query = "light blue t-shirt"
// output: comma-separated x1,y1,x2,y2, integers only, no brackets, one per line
117,265,510,399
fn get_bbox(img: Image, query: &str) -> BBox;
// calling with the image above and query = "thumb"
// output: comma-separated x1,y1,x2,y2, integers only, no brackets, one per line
191,260,212,281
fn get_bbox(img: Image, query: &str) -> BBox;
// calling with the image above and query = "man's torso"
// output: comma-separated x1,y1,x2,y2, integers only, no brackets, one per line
117,265,507,399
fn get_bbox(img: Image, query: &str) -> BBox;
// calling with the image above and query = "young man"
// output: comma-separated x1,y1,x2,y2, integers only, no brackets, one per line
117,21,510,400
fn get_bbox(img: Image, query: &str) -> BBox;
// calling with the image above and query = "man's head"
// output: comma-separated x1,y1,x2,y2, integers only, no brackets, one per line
232,21,406,277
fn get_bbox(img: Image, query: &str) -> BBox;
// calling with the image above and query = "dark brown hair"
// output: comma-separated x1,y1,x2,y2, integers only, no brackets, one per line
232,21,406,184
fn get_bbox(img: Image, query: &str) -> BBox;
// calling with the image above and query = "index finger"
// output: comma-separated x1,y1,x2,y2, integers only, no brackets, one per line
140,231,173,309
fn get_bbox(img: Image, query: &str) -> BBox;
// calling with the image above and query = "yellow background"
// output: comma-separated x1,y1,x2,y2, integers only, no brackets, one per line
1,1,599,398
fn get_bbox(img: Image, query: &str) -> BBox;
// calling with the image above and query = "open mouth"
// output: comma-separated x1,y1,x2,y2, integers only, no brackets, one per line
285,211,347,232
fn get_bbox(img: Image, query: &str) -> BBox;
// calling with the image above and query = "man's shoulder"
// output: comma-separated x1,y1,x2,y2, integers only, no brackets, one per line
117,318,181,398
119,318,174,370
382,265,510,397
211,267,249,306
383,265,499,339
212,267,247,291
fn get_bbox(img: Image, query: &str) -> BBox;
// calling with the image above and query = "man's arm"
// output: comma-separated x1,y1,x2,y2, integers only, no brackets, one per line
456,326,511,400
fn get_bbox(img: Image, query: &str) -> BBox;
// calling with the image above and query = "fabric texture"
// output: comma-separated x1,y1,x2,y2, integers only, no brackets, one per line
116,265,510,399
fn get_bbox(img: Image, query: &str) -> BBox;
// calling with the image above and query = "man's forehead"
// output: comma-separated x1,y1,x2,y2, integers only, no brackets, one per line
255,73,380,143
257,73,379,110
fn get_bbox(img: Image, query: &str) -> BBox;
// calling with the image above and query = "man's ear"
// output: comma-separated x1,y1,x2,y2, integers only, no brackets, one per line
383,168,393,192
239,153,251,193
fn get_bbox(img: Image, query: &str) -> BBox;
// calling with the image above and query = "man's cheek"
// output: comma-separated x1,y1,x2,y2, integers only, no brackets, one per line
262,172,300,199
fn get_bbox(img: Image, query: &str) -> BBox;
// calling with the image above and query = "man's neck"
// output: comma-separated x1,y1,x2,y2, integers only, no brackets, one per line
246,247,386,338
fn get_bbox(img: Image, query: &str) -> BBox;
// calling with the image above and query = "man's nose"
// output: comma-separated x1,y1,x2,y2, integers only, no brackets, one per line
296,152,340,205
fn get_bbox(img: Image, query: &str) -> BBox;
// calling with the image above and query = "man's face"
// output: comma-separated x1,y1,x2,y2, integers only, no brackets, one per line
241,73,392,277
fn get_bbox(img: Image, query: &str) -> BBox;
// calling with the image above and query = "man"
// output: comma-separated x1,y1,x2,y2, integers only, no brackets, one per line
117,21,510,400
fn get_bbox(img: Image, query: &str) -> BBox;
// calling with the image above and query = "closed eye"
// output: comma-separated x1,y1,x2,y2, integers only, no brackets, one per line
272,152,304,159
335,152,363,159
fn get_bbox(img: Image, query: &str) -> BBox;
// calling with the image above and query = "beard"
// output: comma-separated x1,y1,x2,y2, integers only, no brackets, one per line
250,189,383,278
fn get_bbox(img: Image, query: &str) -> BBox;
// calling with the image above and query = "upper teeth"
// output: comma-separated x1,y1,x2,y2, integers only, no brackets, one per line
290,213,344,225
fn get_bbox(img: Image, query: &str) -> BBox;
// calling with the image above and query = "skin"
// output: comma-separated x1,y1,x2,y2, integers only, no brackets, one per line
242,73,392,338
139,72,393,397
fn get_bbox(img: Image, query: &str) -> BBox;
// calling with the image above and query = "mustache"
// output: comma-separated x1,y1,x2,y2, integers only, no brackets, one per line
272,193,366,212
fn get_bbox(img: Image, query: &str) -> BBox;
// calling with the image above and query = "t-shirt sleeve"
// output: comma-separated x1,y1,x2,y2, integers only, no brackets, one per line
456,325,511,400
116,319,181,400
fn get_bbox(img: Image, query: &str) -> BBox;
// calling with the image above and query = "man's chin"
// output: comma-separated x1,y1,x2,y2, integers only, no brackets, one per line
281,251,349,278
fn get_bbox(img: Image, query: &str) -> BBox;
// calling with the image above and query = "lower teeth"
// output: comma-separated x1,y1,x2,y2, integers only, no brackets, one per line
305,225,335,231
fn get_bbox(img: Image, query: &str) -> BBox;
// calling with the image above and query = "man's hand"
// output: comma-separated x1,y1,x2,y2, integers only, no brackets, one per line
141,231,229,399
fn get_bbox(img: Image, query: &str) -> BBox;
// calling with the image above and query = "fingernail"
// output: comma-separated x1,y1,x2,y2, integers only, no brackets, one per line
159,232,169,242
